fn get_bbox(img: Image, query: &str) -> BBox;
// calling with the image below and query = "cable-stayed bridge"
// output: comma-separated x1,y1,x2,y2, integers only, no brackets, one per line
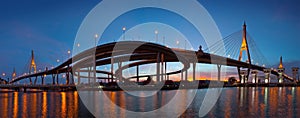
2,23,297,88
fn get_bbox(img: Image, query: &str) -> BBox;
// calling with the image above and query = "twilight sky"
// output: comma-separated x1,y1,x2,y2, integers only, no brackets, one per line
0,0,299,78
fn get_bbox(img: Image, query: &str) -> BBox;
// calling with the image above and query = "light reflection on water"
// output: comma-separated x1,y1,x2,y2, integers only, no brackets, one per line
0,91,83,118
0,87,299,117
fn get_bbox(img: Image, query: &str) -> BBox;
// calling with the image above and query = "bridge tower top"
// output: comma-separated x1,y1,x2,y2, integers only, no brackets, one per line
12,68,16,79
29,50,37,74
238,21,251,64
279,56,284,69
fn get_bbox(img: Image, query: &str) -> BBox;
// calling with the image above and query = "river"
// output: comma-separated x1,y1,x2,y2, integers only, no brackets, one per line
0,87,299,118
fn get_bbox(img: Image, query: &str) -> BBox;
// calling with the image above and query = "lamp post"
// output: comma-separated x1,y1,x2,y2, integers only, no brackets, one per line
122,27,126,41
94,34,98,46
2,73,6,83
67,50,71,84
155,30,158,43
93,34,98,83
67,50,71,58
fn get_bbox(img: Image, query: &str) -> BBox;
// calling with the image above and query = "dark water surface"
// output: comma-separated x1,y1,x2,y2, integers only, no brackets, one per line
0,87,299,118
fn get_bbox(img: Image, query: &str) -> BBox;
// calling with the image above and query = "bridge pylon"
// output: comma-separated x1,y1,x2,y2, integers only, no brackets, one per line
237,22,252,83
278,56,285,83
12,68,16,79
29,50,37,84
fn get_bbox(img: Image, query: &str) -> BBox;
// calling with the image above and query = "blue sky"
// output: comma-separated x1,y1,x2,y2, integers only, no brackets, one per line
0,0,299,79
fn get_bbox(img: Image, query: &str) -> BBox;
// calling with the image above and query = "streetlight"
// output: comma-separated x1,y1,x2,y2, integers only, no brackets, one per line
67,50,71,58
77,43,80,47
122,27,126,41
94,34,98,46
57,59,60,63
2,73,6,82
93,34,98,83
155,30,159,43
176,40,179,48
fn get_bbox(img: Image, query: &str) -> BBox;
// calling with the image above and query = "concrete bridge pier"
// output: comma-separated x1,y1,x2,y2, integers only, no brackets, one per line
41,75,45,85
29,77,32,85
161,53,164,81
217,64,221,81
88,67,91,84
251,70,258,83
111,56,114,83
52,74,56,85
56,71,59,85
136,65,139,82
117,62,123,82
185,69,188,81
181,71,183,81
165,62,167,81
278,68,285,83
77,71,81,85
66,71,69,85
156,52,161,82
240,70,248,84
192,63,196,81
263,69,271,83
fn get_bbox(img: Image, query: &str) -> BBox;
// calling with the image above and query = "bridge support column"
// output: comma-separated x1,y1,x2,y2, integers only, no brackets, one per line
34,76,38,85
118,62,123,82
165,62,167,80
66,71,69,85
181,71,183,81
88,67,91,84
29,78,32,85
263,69,271,83
71,72,74,84
217,65,222,81
278,68,285,83
251,70,258,83
161,53,164,81
156,52,161,82
240,70,248,84
56,71,59,85
237,67,241,83
185,70,188,81
52,74,56,85
193,63,196,81
111,57,114,83
66,66,70,85
136,65,139,82
78,71,81,85
41,75,45,85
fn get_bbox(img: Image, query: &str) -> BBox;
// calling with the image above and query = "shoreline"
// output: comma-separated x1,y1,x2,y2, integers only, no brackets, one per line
0,82,300,92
